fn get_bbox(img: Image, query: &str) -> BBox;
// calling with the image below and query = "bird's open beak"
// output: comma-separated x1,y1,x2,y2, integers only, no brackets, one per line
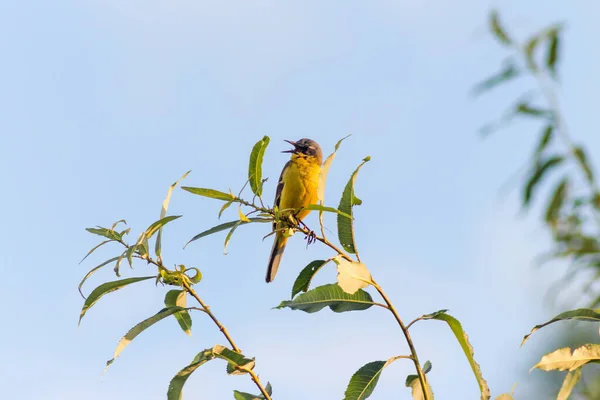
282,139,298,153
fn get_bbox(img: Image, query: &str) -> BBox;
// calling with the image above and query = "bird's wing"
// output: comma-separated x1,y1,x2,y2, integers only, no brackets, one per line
273,160,291,230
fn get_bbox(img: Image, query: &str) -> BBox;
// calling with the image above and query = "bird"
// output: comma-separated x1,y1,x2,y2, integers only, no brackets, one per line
266,138,323,283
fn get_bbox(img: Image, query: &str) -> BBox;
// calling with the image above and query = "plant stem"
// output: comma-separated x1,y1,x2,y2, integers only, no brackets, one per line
371,280,430,400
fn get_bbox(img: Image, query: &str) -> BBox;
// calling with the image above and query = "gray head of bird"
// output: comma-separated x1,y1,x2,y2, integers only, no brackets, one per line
282,138,323,165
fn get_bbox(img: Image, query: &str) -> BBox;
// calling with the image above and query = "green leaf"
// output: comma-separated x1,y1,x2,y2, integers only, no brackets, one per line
85,227,122,241
165,290,192,336
516,103,550,118
113,250,127,277
525,35,541,71
213,345,255,375
105,306,191,372
233,391,263,400
557,368,582,400
276,283,376,313
79,239,114,264
223,220,244,255
521,308,600,346
535,125,554,160
344,360,390,400
291,260,328,298
544,177,568,226
156,171,190,259
125,245,137,268
78,256,120,298
431,313,490,400
218,200,234,219
532,344,600,372
182,187,236,202
338,157,370,254
144,215,182,240
573,146,594,183
523,156,564,207
167,348,216,400
79,276,155,325
489,10,512,45
248,136,270,197
185,218,271,248
306,204,352,219
546,29,560,78
471,60,519,97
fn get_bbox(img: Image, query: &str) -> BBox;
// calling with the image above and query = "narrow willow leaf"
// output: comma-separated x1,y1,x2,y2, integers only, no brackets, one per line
78,256,120,298
144,215,182,240
523,156,564,207
125,245,137,268
79,276,155,325
291,260,328,298
105,306,189,372
79,239,114,264
182,186,236,201
167,348,216,400
113,250,127,277
306,204,352,219
185,218,271,248
165,290,192,336
218,200,234,219
111,219,127,230
516,103,549,118
156,171,190,259
213,345,256,375
86,227,122,241
557,368,582,400
344,359,401,400
546,29,560,78
573,147,594,183
471,60,519,97
545,177,568,226
248,136,270,197
525,35,540,71
431,313,490,400
532,344,600,371
276,283,375,313
522,308,600,346
338,157,370,254
535,125,554,160
238,206,251,222
489,10,512,45
223,220,244,255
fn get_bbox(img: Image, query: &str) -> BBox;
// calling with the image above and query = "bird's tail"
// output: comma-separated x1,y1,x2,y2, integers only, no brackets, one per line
266,233,288,283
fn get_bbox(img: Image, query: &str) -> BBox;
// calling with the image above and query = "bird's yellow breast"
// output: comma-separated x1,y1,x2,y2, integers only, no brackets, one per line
280,154,321,220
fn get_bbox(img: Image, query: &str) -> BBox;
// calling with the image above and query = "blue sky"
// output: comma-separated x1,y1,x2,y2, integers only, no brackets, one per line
2,1,600,399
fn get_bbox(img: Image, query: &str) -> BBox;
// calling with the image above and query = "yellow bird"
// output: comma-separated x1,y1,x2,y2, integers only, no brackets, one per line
266,138,323,283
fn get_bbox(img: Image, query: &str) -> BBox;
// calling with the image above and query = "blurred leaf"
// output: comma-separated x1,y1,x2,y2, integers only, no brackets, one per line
276,283,375,313
79,239,114,264
185,218,271,248
218,200,234,219
79,276,155,325
521,308,600,346
165,290,192,336
573,146,594,183
248,136,270,197
516,103,550,118
546,29,560,78
144,215,182,239
535,125,554,161
557,368,582,400
471,60,519,97
223,220,243,255
431,313,490,400
525,35,541,71
182,187,236,202
338,157,370,254
532,344,600,371
489,10,512,45
111,219,127,230
523,156,564,207
344,360,388,400
156,171,190,260
113,250,126,277
544,177,568,226
78,256,120,299
213,345,255,375
105,306,190,372
306,204,352,219
291,259,328,298
167,348,216,400
318,134,351,204
85,227,122,241
494,395,513,400
336,259,372,295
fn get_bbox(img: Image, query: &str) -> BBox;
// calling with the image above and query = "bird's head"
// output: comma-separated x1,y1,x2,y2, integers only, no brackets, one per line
283,138,323,165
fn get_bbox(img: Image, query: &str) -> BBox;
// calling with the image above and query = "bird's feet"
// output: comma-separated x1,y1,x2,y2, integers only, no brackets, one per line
304,229,317,246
